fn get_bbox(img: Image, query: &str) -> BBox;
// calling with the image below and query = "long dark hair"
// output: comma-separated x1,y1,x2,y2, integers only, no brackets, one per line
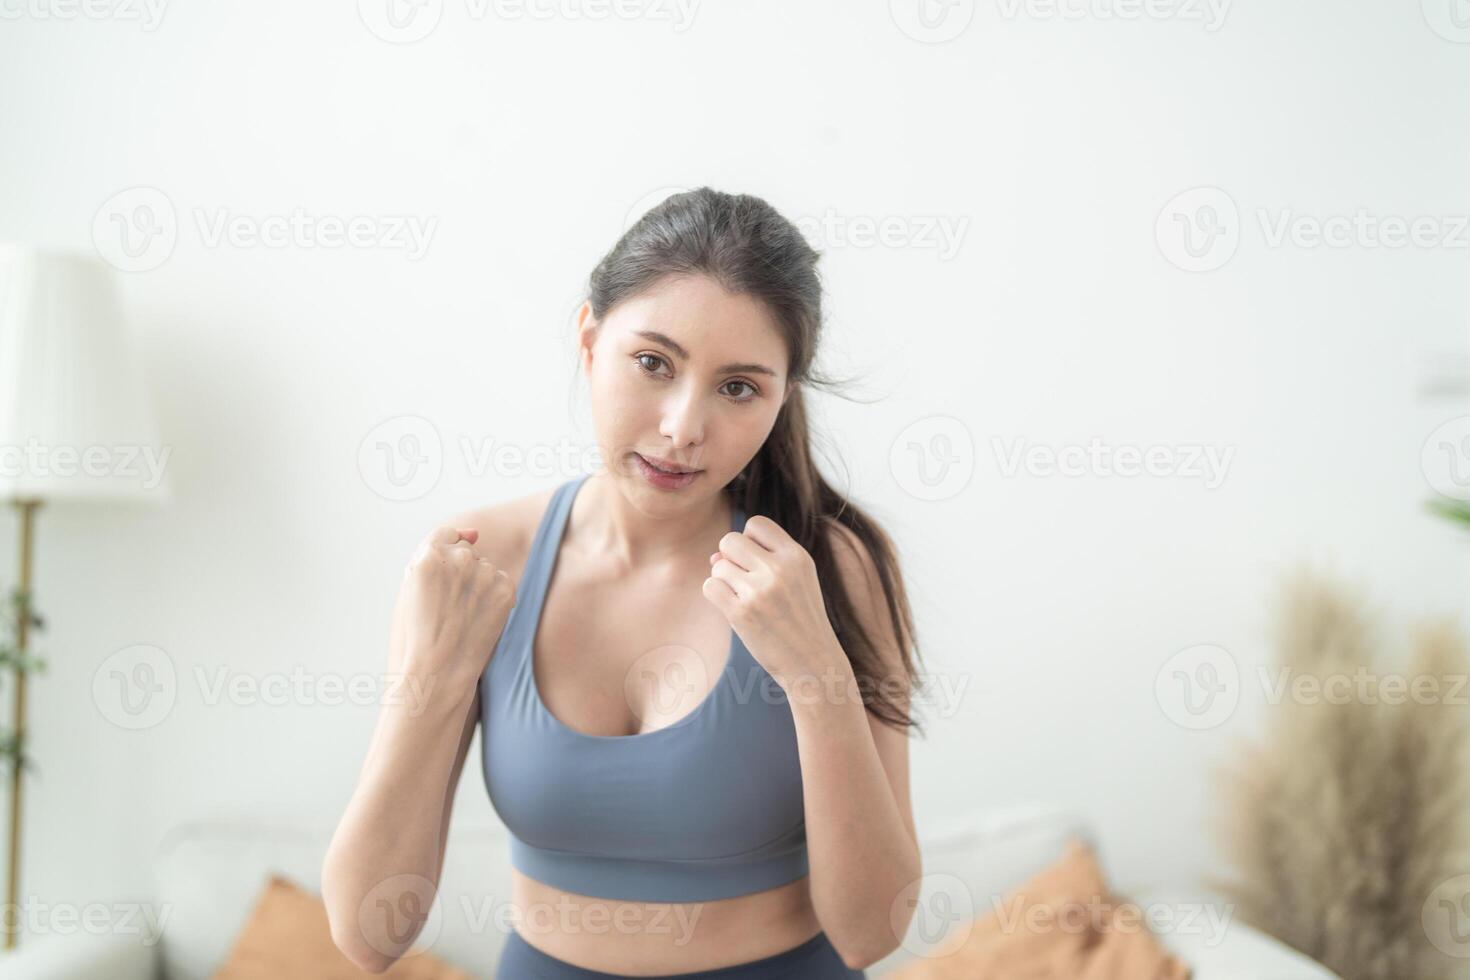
582,187,927,735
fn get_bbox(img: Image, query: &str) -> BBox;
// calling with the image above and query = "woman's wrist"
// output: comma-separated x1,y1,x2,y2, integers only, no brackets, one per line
400,646,485,715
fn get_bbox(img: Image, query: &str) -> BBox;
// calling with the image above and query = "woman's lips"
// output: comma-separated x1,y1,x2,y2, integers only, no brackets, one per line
633,453,702,488
640,454,699,474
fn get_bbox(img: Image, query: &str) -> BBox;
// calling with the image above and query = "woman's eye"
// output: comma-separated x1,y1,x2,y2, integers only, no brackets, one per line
635,354,757,402
723,380,758,401
635,353,668,375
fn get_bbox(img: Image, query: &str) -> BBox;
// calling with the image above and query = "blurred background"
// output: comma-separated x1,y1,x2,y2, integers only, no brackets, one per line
1,1,1468,977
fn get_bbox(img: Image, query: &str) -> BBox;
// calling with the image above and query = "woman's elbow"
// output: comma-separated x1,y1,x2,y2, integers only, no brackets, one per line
329,921,399,974
321,858,401,973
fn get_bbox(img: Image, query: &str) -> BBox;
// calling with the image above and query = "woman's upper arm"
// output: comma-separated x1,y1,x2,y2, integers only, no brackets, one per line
827,522,917,848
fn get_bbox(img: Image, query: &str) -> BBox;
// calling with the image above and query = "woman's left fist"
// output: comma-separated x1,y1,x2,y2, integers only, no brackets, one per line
701,514,840,686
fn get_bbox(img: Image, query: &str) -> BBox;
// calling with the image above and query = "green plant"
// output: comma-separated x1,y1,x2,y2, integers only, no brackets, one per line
0,585,47,776
1426,496,1470,530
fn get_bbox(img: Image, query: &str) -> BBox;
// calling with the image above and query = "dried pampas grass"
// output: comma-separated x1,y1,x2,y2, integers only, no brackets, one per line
1209,568,1470,980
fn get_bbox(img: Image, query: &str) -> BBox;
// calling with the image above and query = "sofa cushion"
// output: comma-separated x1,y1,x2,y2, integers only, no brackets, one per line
154,819,514,979
869,805,1096,976
212,875,470,979
884,837,1190,979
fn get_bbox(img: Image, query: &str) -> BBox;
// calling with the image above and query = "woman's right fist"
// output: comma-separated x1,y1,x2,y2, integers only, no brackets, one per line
401,524,517,685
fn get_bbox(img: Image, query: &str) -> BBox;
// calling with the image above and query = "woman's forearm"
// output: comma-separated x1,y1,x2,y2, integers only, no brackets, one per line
321,671,478,973
787,651,921,970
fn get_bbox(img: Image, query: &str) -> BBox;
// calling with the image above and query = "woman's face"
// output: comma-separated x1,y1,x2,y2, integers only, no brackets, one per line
577,274,792,513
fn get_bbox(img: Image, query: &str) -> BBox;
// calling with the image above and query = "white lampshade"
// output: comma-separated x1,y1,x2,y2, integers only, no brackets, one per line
0,245,170,503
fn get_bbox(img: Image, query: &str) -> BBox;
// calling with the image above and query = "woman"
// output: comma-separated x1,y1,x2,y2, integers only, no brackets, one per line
324,188,925,979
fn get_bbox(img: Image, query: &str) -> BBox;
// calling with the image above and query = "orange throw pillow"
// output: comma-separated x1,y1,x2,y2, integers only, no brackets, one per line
211,874,471,980
888,838,1192,980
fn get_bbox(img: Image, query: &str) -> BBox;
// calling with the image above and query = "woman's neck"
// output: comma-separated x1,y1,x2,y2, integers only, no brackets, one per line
571,470,732,571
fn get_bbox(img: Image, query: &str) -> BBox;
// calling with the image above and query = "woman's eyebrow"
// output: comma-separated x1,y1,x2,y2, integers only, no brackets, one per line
633,330,777,377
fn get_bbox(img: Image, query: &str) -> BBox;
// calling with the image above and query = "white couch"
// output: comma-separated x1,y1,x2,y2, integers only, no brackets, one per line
0,805,1341,979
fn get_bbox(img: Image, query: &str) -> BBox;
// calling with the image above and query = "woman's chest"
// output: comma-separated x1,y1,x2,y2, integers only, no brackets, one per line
533,567,736,738
481,547,808,869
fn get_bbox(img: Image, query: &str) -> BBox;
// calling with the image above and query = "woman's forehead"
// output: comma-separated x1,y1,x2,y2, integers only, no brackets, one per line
606,279,788,366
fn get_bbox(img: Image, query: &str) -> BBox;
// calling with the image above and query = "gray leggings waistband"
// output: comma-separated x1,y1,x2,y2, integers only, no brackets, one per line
495,928,866,979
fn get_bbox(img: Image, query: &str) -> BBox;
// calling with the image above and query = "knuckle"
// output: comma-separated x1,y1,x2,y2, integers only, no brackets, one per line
494,573,516,603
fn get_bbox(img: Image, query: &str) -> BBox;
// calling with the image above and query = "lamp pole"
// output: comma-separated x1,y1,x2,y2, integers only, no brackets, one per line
4,498,40,951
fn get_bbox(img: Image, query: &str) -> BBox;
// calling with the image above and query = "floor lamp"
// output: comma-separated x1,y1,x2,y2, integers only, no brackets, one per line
0,246,167,950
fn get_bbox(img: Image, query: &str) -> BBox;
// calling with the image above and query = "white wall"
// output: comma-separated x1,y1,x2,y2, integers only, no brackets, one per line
1,0,1467,939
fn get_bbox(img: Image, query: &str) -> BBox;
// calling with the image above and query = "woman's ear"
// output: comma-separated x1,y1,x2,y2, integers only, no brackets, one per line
575,301,597,372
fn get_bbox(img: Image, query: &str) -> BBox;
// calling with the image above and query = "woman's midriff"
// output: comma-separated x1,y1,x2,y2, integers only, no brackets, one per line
507,868,824,974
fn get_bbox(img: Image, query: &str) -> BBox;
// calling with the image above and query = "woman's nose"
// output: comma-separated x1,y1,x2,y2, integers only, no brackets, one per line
659,389,706,447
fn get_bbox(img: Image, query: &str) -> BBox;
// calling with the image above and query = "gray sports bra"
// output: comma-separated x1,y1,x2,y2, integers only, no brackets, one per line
478,473,809,903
